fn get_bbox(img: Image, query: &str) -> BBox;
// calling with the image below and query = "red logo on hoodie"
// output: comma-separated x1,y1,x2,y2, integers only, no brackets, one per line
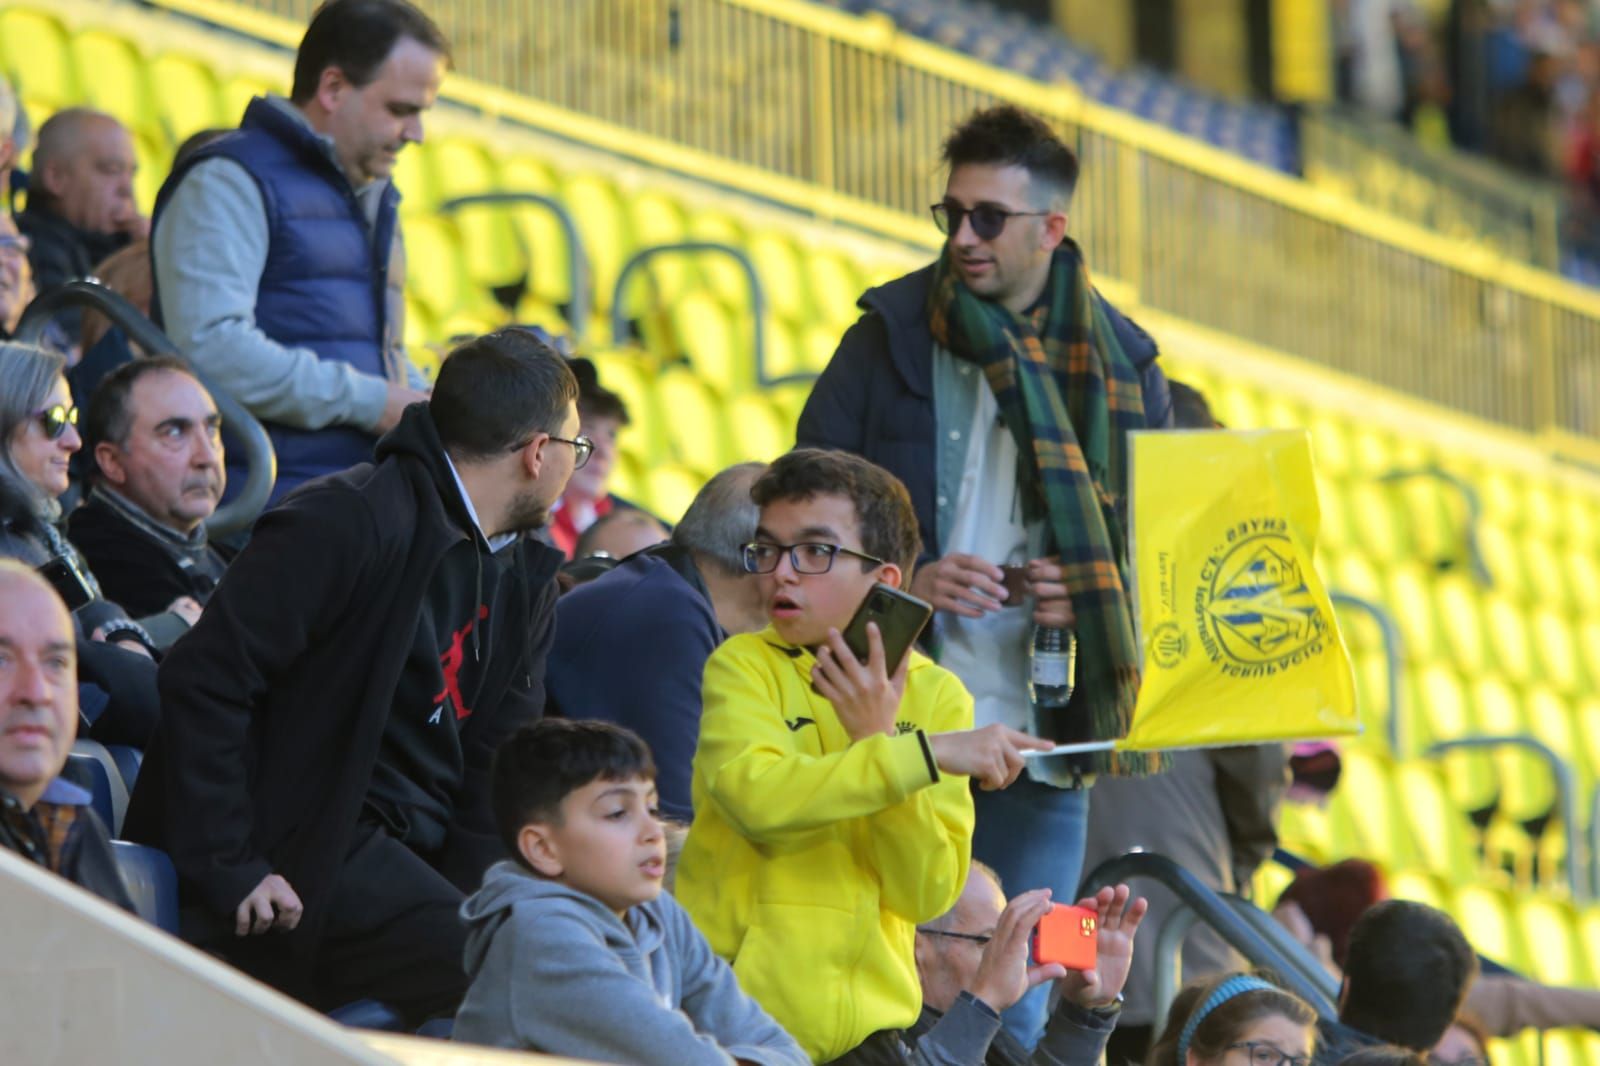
434,605,489,720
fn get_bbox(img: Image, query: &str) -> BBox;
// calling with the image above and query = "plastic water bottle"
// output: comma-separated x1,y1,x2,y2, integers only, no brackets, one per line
1029,626,1076,710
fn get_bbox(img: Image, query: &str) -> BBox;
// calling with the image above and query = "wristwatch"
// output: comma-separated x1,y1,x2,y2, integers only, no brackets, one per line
1084,993,1124,1019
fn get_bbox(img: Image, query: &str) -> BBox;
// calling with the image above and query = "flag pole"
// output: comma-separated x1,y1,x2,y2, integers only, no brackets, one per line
1021,741,1118,758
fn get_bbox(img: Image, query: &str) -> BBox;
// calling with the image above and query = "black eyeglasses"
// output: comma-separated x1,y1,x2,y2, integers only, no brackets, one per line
931,200,1050,241
915,928,992,945
1227,1043,1312,1066
0,233,30,255
509,432,593,469
740,541,889,575
33,404,78,441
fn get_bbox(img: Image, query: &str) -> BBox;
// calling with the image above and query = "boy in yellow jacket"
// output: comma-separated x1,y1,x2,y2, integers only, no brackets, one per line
677,449,1052,1064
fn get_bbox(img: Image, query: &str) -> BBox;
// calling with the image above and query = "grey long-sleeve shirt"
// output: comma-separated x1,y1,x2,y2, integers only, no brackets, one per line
151,96,421,434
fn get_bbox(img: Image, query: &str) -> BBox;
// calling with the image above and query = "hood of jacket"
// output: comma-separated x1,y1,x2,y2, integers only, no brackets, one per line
461,860,666,979
373,402,494,550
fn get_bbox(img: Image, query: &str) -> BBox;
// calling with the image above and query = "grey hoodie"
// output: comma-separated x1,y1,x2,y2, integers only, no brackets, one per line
454,861,808,1065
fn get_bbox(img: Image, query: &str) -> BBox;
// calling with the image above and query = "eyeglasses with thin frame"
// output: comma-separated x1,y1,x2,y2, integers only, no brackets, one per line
915,927,993,946
1226,1043,1312,1066
739,541,889,576
931,200,1050,241
33,404,78,441
508,432,593,469
0,233,31,256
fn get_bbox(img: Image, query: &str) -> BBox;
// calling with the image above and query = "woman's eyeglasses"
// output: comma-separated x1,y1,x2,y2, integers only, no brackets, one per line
1227,1043,1312,1066
33,404,78,441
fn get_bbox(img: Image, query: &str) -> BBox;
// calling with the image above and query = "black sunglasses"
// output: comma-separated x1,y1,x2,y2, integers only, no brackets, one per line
915,927,992,945
33,404,78,441
931,200,1050,241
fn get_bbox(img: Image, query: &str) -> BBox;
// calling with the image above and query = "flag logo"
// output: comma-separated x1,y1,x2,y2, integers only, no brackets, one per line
1197,524,1328,672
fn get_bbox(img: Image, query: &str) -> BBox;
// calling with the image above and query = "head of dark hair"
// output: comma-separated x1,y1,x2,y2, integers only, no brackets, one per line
568,357,630,425
942,105,1080,208
1341,900,1478,1050
82,356,198,475
290,0,450,106
1168,380,1221,430
751,449,923,581
491,719,657,869
1334,1048,1428,1066
1146,972,1316,1066
429,328,578,462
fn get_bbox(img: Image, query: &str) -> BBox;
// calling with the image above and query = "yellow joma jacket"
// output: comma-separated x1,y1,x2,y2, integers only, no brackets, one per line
677,628,975,1063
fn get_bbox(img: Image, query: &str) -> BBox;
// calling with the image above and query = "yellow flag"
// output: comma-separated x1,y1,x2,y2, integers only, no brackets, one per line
1120,429,1359,750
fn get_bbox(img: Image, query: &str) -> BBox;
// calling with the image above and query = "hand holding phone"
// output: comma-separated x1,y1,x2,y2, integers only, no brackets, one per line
841,583,932,673
1030,903,1099,971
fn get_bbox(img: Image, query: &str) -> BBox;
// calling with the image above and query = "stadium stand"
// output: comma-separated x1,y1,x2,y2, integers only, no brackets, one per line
10,0,1600,1060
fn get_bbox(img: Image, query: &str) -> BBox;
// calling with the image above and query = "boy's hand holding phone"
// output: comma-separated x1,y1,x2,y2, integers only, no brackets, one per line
928,724,1055,790
813,622,908,741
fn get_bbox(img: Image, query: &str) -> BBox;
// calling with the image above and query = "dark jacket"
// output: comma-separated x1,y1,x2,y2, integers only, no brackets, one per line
123,403,563,997
1313,1019,1383,1066
16,203,130,296
68,488,229,617
1,778,136,913
546,544,723,822
905,994,1118,1065
796,264,1173,560
151,97,396,501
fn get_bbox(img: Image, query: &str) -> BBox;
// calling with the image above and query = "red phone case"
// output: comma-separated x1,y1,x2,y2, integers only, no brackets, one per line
1031,904,1099,970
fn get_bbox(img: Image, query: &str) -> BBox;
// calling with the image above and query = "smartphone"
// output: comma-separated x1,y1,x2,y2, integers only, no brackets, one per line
841,583,933,674
1031,904,1099,970
37,555,93,612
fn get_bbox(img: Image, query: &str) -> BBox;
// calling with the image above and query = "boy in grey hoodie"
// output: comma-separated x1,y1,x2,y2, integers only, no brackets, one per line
453,718,808,1065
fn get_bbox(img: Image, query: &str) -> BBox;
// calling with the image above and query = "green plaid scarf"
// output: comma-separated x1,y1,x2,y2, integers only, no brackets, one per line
929,239,1157,776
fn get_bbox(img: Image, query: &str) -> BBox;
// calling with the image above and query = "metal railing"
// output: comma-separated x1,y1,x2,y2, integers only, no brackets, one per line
147,0,1600,440
1329,592,1405,754
438,192,592,344
14,281,276,539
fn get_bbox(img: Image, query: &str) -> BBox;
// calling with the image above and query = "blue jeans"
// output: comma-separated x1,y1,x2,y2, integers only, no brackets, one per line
970,775,1090,1052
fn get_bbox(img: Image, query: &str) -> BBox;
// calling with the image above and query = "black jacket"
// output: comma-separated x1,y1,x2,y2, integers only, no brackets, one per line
67,489,229,617
123,404,563,996
796,264,1173,559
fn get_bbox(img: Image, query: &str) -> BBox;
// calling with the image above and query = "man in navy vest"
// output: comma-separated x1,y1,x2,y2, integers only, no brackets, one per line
150,0,444,504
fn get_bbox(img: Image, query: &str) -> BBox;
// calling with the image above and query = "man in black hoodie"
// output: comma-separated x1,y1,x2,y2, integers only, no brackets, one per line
124,328,578,1022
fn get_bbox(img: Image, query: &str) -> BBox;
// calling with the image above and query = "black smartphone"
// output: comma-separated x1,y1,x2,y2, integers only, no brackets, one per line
842,583,933,674
37,555,93,612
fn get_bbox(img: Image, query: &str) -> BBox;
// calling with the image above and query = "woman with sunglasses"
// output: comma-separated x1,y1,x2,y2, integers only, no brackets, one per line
1145,972,1316,1066
0,341,175,746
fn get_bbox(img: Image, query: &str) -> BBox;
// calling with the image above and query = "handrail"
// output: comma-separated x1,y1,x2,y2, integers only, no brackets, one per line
13,281,276,539
1079,851,1339,1017
438,192,591,345
612,242,786,386
1589,784,1600,902
1376,465,1491,586
1329,591,1405,755
1424,735,1585,901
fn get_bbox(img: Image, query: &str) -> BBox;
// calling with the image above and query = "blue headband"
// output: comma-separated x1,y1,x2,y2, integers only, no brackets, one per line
1176,975,1280,1066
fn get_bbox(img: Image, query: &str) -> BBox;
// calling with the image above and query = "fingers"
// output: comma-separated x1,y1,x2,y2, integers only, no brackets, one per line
1027,962,1069,988
249,894,274,936
1003,727,1057,753
234,897,253,937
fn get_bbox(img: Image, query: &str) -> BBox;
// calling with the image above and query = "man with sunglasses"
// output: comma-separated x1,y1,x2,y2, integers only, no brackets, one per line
125,328,578,1023
798,104,1173,1050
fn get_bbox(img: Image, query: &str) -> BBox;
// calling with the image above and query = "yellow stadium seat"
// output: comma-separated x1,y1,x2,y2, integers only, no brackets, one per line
148,53,224,143
1331,551,1383,602
1560,488,1600,551
587,350,662,459
68,29,150,127
402,294,435,351
1562,546,1600,619
1433,575,1488,675
1274,801,1332,865
1313,474,1349,555
1387,869,1451,912
1482,595,1536,686
1452,883,1527,969
1327,749,1416,868
620,188,693,314
1515,896,1588,987
1209,381,1264,431
427,136,499,202
657,367,729,473
1383,565,1439,663
748,230,808,322
1388,475,1467,568
391,144,434,212
1523,687,1591,801
725,393,789,464
1305,411,1353,477
644,463,710,526
1393,760,1479,885
1521,481,1563,545
758,313,807,383
801,321,843,377
670,289,744,395
498,153,558,195
686,209,751,308
1487,1033,1536,1066
131,131,169,222
1577,620,1600,693
1543,1031,1600,1066
1346,424,1399,475
1251,863,1296,910
607,449,643,504
1472,675,1557,817
402,216,470,318
764,381,811,438
1344,482,1405,564
562,174,632,313
0,8,76,108
1348,648,1393,743
1412,663,1474,747
1477,466,1525,531
1531,609,1582,696
807,249,862,329
218,74,279,127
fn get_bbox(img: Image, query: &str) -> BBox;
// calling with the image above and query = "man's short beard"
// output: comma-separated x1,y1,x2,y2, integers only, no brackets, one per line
500,488,551,536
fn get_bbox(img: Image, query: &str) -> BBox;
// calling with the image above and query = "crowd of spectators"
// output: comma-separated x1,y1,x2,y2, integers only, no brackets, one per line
0,0,1593,1063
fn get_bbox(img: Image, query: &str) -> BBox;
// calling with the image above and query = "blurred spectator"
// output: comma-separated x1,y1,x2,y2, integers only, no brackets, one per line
1492,46,1562,174
150,0,445,504
546,462,766,821
1316,899,1477,1062
573,507,668,561
17,109,146,304
1144,972,1316,1066
123,330,577,1024
549,356,648,558
0,212,36,340
1432,1014,1492,1066
1084,378,1291,1061
909,865,1146,1065
0,74,20,205
798,105,1172,1049
0,559,135,912
0,341,195,658
451,718,808,1064
1335,1048,1428,1066
68,357,228,617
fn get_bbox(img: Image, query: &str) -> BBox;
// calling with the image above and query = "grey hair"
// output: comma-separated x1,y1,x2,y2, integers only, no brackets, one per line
671,461,766,576
0,75,16,145
922,859,1005,933
0,341,68,503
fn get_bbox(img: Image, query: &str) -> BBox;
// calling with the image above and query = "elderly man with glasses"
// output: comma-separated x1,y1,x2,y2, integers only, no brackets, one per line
0,215,35,340
798,104,1175,1051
